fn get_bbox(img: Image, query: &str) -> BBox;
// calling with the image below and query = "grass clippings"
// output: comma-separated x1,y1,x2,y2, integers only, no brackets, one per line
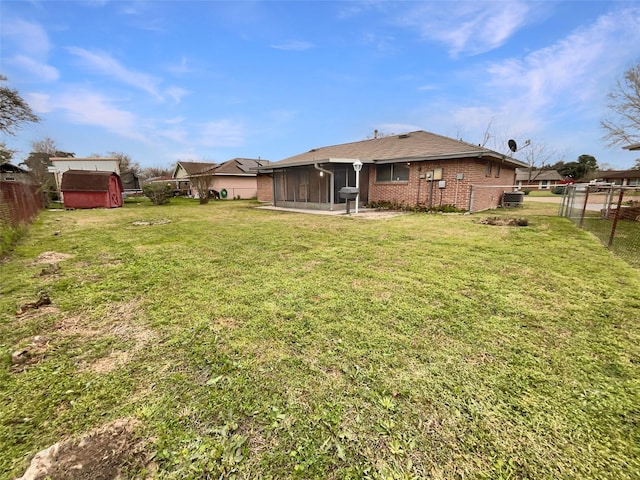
1,198,639,479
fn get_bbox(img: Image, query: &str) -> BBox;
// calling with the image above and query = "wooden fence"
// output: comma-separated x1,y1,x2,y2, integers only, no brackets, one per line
0,181,46,227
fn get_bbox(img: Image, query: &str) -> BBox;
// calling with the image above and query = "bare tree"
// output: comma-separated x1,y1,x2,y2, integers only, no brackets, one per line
108,151,140,175
0,75,39,135
601,63,640,147
519,140,561,182
31,136,58,155
139,166,172,182
23,136,74,188
190,172,216,204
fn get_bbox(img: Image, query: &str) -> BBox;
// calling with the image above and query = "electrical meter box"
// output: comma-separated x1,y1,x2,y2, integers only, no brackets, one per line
438,180,446,189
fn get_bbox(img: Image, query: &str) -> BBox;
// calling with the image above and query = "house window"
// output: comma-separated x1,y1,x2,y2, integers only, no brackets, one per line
541,180,549,189
495,162,501,178
376,163,409,182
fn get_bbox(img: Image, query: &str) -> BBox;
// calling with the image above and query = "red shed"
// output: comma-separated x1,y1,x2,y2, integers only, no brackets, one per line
61,170,123,209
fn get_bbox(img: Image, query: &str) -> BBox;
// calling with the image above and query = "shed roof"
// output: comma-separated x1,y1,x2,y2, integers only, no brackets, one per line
61,170,122,192
266,130,526,169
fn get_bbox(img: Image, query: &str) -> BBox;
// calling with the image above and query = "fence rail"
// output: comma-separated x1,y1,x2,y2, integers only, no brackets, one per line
560,184,640,268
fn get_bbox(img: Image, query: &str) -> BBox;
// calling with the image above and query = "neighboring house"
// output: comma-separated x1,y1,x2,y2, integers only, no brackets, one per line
60,170,123,209
257,130,527,212
172,161,218,195
50,157,120,193
1,162,34,184
594,170,640,186
190,158,268,199
515,169,565,190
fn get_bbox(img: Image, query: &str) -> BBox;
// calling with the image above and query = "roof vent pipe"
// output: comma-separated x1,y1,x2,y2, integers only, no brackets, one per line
374,129,378,139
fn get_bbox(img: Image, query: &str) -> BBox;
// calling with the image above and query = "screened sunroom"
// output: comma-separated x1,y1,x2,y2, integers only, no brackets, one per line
270,159,369,211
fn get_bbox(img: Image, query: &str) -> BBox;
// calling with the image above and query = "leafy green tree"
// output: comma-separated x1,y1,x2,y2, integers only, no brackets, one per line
0,74,39,135
631,158,640,170
556,155,598,181
601,64,640,147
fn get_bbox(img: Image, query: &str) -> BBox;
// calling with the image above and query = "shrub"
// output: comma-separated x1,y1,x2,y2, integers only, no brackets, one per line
142,184,173,205
551,185,566,195
521,189,532,195
366,201,465,213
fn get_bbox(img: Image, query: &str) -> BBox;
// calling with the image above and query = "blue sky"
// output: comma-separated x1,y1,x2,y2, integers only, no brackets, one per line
1,1,639,170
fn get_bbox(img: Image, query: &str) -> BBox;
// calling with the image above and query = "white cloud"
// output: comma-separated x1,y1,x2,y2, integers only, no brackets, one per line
10,55,59,82
67,47,163,99
396,1,531,57
1,19,51,56
67,47,188,104
1,19,59,82
485,7,640,122
270,40,314,51
165,86,189,104
25,92,53,113
35,87,150,144
198,120,245,147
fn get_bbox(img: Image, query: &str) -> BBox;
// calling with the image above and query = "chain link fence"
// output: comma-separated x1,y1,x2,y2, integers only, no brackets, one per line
559,184,640,268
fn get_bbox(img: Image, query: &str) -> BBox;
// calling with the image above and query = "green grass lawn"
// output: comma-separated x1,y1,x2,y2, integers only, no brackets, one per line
1,199,639,479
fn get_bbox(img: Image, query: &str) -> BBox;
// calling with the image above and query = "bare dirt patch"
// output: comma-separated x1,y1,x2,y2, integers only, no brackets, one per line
16,417,152,480
13,299,156,375
31,252,73,265
476,216,529,226
10,336,51,373
131,219,171,226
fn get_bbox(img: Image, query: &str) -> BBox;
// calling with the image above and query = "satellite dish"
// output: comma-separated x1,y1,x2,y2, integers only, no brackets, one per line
508,139,518,152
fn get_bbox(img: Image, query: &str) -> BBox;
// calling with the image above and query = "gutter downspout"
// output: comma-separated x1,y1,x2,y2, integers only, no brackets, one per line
314,163,334,210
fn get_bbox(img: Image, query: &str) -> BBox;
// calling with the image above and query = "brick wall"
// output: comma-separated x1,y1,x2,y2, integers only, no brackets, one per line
368,158,517,212
257,174,273,203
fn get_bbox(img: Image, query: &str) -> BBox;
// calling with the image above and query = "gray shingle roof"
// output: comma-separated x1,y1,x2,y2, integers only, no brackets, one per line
213,158,267,175
515,169,564,182
177,161,218,175
270,130,526,168
596,169,640,180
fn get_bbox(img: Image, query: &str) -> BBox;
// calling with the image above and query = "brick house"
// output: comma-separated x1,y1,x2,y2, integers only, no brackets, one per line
515,168,565,190
594,169,640,186
257,130,527,212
